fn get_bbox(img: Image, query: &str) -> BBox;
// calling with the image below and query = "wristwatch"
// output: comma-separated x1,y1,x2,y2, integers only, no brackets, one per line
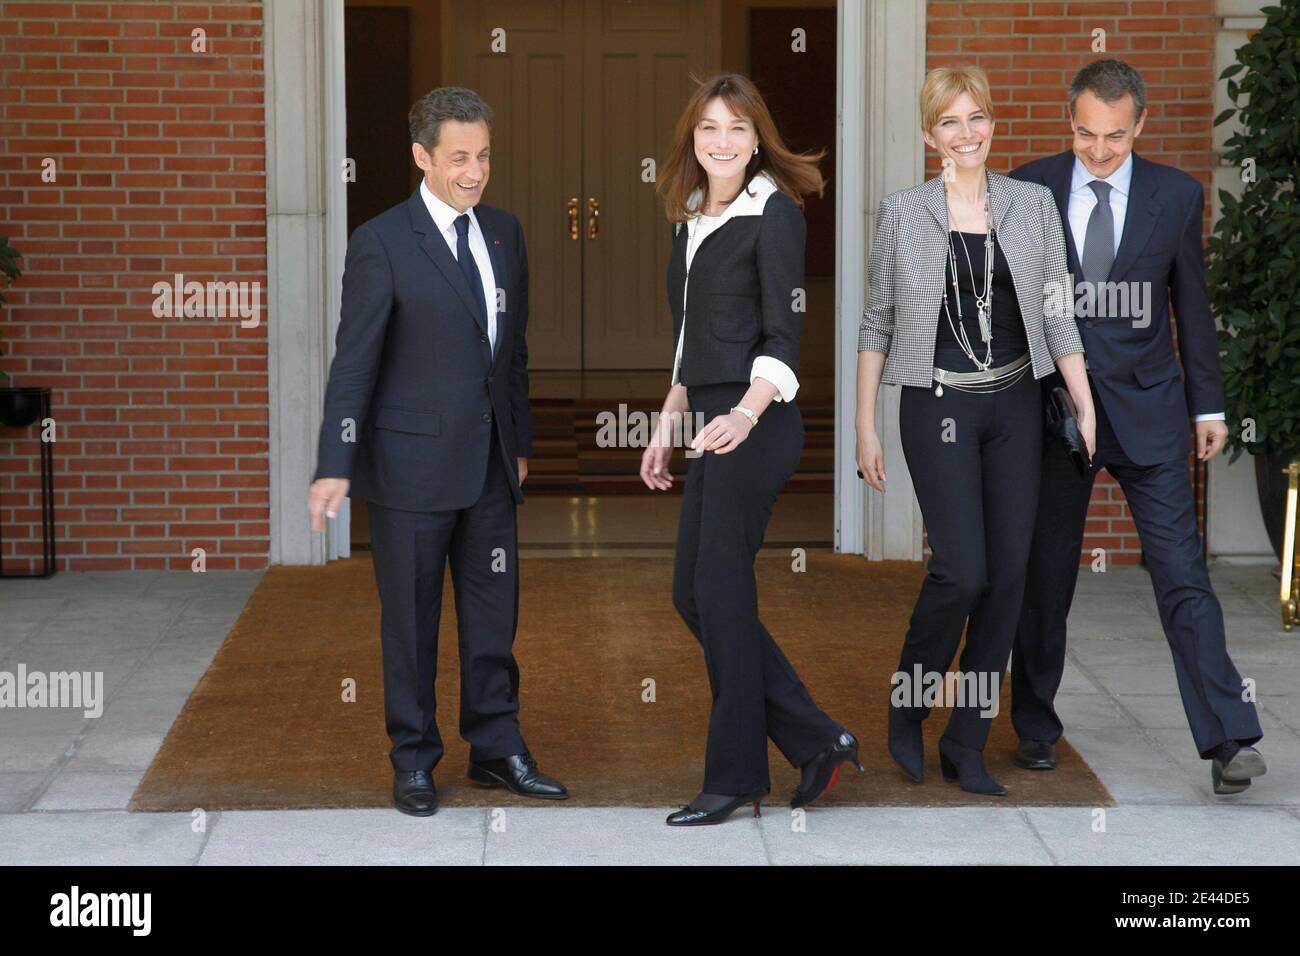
731,405,759,428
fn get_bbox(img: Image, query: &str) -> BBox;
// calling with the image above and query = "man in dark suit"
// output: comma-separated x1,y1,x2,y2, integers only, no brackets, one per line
308,87,567,815
1008,59,1266,795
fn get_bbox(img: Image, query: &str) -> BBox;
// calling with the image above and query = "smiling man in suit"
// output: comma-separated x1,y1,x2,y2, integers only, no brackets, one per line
1008,59,1266,795
308,87,567,815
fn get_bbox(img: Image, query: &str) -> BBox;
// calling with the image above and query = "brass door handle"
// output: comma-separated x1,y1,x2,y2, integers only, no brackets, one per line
587,197,599,239
567,197,579,240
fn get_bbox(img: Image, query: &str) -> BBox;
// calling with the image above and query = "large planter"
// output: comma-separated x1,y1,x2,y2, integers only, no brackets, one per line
0,386,46,428
1255,452,1297,563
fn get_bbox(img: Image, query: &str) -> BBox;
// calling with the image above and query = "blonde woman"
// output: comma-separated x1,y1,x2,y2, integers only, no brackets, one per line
856,66,1096,795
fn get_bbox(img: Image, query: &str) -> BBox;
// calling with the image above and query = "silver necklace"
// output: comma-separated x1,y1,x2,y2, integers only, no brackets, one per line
937,178,996,393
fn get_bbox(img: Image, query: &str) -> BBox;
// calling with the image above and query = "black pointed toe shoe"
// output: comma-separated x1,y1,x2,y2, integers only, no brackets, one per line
938,737,1006,796
791,731,865,809
666,791,765,826
393,769,438,816
468,753,569,800
1013,738,1057,770
887,706,924,782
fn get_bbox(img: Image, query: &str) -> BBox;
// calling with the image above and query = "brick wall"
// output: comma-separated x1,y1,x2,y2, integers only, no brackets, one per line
0,0,267,572
925,0,1217,564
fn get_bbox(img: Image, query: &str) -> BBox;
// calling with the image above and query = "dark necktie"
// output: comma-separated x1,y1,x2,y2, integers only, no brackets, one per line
454,213,490,345
1082,179,1114,285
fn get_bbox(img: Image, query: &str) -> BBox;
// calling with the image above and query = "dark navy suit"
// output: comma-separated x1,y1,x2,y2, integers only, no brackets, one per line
1008,150,1262,758
314,189,533,772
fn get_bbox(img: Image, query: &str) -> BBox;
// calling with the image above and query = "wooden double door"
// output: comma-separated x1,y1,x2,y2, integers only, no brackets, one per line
448,0,718,369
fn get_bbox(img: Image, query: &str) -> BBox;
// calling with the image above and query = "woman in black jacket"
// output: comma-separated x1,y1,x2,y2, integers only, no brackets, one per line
641,73,861,826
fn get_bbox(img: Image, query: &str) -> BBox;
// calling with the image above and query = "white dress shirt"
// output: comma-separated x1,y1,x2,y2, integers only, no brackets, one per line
669,180,800,402
420,179,498,353
1069,154,1222,423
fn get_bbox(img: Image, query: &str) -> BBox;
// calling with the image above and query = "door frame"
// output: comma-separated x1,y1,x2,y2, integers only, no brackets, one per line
266,0,928,564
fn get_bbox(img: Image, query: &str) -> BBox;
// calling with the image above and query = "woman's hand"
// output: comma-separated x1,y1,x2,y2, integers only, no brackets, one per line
641,389,689,490
690,411,752,456
856,424,886,493
1078,402,1097,463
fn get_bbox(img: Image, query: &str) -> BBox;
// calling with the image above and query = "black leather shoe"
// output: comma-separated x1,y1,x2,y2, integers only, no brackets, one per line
393,769,438,816
792,731,865,808
468,753,569,799
938,737,1006,796
888,706,924,782
1013,738,1057,770
666,792,765,826
1212,745,1266,795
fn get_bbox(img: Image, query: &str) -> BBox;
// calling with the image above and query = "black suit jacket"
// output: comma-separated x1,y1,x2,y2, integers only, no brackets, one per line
1009,150,1224,466
313,190,532,511
667,174,804,388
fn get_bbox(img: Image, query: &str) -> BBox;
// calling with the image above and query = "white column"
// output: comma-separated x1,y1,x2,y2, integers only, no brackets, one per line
836,0,926,559
264,0,349,565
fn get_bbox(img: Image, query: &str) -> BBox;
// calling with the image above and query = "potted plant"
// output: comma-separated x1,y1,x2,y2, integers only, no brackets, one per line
1208,1,1300,561
0,235,41,428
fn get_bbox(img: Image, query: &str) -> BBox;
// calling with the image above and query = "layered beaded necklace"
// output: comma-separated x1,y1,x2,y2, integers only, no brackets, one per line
940,173,996,373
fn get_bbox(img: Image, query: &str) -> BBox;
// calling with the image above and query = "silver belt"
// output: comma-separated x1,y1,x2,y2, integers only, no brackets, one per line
932,352,1031,396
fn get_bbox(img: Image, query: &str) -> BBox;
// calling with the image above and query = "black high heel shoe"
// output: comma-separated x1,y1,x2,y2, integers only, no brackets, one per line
938,737,1006,796
887,705,924,783
666,791,766,826
791,731,865,809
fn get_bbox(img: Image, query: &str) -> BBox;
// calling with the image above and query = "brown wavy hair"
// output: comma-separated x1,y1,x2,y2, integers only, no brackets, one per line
656,72,826,223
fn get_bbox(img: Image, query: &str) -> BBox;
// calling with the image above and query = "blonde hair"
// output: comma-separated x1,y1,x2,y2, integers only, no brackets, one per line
919,66,995,132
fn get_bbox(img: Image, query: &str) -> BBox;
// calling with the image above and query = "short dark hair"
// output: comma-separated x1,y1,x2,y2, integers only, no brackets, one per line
408,86,493,151
1069,59,1146,124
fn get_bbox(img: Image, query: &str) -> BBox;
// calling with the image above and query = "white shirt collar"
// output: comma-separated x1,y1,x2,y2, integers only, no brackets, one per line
420,178,477,235
681,170,779,235
1071,151,1133,198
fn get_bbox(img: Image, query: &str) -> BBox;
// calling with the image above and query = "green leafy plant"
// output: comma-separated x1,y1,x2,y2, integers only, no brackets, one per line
0,236,20,386
1208,0,1300,461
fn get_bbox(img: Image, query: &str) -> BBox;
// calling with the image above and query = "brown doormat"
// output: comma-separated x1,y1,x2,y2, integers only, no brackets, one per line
129,554,1112,811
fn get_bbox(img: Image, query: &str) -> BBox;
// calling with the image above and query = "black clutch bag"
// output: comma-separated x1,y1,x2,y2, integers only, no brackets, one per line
1045,386,1089,477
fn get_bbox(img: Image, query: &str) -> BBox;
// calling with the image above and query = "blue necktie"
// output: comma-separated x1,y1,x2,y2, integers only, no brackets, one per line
454,213,490,344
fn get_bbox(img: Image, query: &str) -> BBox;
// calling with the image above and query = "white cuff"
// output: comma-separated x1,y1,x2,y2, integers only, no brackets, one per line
1194,412,1226,422
750,356,799,402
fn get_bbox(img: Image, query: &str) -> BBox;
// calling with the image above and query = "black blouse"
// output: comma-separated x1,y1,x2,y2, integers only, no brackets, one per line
934,230,1028,372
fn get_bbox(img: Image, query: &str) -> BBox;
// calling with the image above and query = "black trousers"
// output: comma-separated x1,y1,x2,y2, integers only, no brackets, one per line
367,423,526,772
896,365,1042,751
672,382,842,795
1011,378,1264,758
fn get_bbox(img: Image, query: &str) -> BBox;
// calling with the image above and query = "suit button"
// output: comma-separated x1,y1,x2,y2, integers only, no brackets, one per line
480,333,489,342
481,412,492,423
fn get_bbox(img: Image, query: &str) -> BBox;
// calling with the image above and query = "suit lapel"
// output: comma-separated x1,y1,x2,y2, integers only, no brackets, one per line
1108,152,1160,282
407,191,491,344
987,172,1038,322
478,208,509,370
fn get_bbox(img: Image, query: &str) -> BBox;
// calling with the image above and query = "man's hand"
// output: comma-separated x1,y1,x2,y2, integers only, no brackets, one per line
517,457,528,486
309,478,350,532
1196,419,1228,461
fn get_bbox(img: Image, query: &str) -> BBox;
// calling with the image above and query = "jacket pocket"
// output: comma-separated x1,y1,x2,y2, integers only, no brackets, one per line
707,293,760,343
1132,357,1181,388
373,405,442,435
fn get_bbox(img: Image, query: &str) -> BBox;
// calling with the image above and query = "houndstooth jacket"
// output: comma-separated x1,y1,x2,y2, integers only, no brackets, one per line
858,171,1084,387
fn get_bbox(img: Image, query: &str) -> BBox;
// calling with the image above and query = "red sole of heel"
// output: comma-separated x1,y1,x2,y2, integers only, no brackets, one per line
824,764,843,797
